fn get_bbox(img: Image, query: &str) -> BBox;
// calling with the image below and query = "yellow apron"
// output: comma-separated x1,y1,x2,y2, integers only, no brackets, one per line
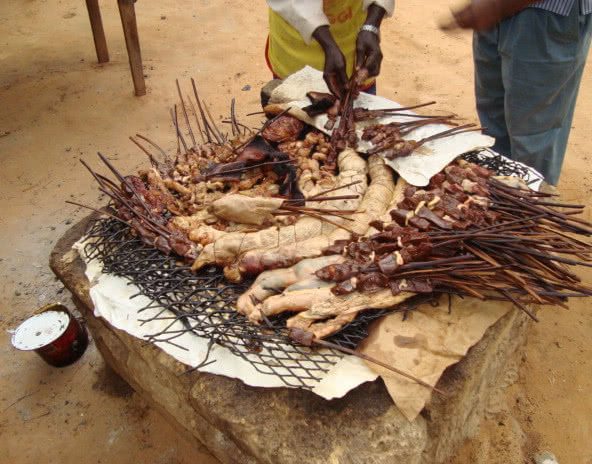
267,0,369,82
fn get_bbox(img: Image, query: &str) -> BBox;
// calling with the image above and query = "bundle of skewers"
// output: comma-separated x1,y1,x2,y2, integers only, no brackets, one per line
313,160,592,323
71,80,369,278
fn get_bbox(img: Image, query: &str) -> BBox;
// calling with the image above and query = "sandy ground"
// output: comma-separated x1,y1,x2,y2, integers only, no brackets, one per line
0,1,590,463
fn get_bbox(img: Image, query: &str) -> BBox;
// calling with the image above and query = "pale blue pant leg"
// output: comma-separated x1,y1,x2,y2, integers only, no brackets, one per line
474,5,592,185
474,26,512,155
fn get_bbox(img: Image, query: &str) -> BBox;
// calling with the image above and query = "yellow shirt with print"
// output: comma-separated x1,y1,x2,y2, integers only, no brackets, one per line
268,0,369,81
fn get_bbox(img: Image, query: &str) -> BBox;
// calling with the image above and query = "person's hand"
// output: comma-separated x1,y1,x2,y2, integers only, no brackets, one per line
356,30,383,77
323,43,348,99
444,0,503,30
441,0,538,31
313,26,348,99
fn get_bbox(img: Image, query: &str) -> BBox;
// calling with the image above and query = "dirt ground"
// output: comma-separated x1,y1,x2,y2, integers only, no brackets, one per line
0,1,590,463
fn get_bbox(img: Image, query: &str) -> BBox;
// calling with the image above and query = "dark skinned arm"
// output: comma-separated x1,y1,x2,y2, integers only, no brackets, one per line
313,25,348,99
443,0,541,31
356,4,387,77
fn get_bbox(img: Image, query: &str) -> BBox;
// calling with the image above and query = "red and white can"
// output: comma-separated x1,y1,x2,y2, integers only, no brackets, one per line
11,304,89,367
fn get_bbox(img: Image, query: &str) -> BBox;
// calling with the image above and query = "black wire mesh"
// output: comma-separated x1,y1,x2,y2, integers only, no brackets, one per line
80,149,534,389
461,148,544,184
82,217,390,388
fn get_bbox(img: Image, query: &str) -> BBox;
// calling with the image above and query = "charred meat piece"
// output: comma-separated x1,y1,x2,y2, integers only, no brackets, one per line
429,172,446,189
377,253,404,274
302,92,338,117
331,279,357,296
262,115,305,143
315,262,362,282
444,165,466,184
439,194,463,219
356,272,389,293
390,279,434,295
416,205,453,229
322,240,350,256
346,240,374,261
390,209,431,230
400,242,433,262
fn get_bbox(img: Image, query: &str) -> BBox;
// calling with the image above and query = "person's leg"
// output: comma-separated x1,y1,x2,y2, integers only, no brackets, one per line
473,26,511,155
499,5,592,185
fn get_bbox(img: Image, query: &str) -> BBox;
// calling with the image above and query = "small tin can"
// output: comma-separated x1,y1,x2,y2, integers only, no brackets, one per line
11,304,89,367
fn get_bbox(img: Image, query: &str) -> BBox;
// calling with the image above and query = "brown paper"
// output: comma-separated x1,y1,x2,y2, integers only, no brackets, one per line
360,296,515,421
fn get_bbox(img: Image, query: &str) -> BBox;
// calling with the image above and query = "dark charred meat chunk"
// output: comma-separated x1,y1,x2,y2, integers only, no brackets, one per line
169,231,198,260
484,210,500,223
439,194,463,219
470,164,493,178
416,206,453,229
444,165,466,184
402,242,433,261
398,197,417,211
302,92,337,117
408,216,431,230
429,172,446,189
346,241,373,260
368,220,384,231
404,185,417,198
442,181,469,202
373,242,401,255
262,115,305,143
289,328,315,347
390,209,412,226
451,219,471,230
322,240,350,256
378,253,402,274
331,279,357,296
356,272,389,293
315,262,361,282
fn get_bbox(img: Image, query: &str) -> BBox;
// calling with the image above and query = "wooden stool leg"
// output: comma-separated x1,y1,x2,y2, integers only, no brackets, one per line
117,0,146,96
85,0,109,63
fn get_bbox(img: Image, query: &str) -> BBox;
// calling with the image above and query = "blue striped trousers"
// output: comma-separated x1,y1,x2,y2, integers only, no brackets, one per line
474,3,592,185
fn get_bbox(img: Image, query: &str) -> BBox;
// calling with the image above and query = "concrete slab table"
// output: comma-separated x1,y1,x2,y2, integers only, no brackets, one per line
50,215,529,464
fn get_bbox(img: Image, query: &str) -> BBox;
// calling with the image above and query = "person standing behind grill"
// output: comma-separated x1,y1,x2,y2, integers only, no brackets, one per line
265,0,395,97
447,0,592,187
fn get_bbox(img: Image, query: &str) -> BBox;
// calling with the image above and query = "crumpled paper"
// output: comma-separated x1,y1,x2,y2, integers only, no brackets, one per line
360,296,515,421
269,66,495,187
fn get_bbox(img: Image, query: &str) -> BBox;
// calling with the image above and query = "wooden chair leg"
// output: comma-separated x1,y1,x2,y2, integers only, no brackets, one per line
85,0,109,63
117,0,146,96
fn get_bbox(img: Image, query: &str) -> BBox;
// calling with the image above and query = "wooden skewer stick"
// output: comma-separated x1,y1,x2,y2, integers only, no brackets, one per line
311,337,447,397
176,79,196,147
65,201,130,227
129,136,158,167
308,180,363,199
171,105,188,154
187,95,207,144
135,133,168,159
191,78,217,144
